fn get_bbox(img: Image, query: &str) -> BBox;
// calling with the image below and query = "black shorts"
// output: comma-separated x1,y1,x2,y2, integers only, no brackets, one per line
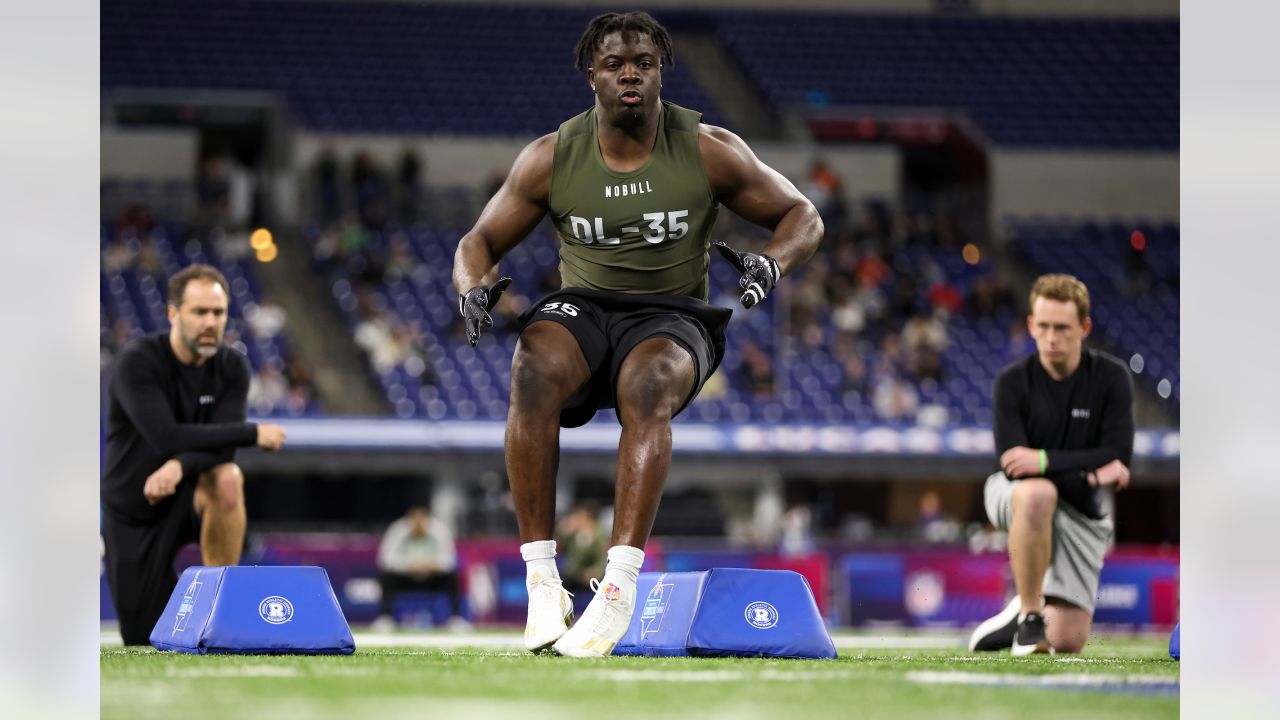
101,480,201,645
516,287,733,428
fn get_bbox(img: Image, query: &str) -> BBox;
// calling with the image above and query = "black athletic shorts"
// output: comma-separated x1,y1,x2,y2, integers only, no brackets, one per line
101,479,201,645
516,287,733,428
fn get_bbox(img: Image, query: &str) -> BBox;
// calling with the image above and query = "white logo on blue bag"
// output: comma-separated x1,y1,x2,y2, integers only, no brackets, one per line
640,581,674,639
744,601,779,629
172,577,203,635
259,596,294,624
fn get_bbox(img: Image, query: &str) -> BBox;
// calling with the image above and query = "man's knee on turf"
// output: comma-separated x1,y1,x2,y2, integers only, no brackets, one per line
616,345,693,426
1010,478,1057,529
1045,600,1091,653
509,324,587,413
198,463,244,512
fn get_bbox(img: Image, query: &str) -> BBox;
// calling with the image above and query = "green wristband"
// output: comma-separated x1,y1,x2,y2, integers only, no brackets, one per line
1038,449,1048,475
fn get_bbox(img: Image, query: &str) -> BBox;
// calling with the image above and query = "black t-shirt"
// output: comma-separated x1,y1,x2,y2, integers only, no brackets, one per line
992,348,1135,519
103,332,258,523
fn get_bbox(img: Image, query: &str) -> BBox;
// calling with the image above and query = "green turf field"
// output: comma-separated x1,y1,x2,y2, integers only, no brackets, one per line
100,632,1178,720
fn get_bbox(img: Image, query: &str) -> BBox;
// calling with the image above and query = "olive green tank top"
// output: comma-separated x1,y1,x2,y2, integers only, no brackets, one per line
549,101,718,300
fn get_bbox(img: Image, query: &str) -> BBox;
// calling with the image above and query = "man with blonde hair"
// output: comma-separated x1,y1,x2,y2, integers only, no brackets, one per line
968,274,1135,655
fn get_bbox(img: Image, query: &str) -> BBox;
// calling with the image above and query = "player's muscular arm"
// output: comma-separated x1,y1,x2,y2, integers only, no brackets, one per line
453,133,555,294
700,125,823,276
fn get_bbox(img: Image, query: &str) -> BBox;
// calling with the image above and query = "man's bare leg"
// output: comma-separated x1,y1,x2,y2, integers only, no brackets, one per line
1009,478,1057,615
194,463,246,566
610,338,696,549
553,337,695,658
1044,598,1092,653
505,321,592,543
506,321,593,652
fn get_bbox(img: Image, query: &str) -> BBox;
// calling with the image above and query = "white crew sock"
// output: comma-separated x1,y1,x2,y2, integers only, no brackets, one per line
520,540,559,585
603,545,645,585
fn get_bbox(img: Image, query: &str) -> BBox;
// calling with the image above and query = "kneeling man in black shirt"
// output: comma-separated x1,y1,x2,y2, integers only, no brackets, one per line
102,264,287,645
969,274,1135,655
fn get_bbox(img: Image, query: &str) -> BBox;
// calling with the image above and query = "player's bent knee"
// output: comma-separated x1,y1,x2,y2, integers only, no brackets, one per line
211,463,245,511
1011,479,1057,522
509,326,587,411
617,365,691,424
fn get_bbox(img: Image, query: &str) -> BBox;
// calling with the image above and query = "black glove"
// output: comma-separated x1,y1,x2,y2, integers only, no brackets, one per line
457,276,512,346
713,241,780,309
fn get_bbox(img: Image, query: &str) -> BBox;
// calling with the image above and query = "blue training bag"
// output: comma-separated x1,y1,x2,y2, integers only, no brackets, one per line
614,568,836,659
150,566,355,655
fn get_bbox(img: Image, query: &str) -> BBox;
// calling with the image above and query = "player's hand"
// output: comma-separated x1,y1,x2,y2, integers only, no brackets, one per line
256,423,286,451
1001,446,1043,479
458,276,512,346
713,241,780,309
1089,459,1131,490
143,459,183,506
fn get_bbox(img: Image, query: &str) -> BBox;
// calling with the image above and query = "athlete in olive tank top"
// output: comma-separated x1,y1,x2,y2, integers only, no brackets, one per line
452,11,825,658
550,101,717,298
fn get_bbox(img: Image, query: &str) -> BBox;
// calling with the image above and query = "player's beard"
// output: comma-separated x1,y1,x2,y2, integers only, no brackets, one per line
610,101,650,130
181,324,221,360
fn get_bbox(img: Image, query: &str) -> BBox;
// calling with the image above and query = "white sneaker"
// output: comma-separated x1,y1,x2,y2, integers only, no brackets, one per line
524,573,574,653
552,577,636,658
370,614,397,634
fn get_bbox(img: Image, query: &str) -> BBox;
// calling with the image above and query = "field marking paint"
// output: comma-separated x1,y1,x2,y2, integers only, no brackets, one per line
163,665,302,678
906,670,1178,693
580,668,868,683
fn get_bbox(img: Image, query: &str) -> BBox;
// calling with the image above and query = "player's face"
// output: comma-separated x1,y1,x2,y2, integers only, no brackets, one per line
589,31,662,125
169,279,229,360
1028,297,1091,367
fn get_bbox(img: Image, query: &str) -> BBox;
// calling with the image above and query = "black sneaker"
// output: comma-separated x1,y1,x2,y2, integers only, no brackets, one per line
968,596,1020,652
1011,611,1053,656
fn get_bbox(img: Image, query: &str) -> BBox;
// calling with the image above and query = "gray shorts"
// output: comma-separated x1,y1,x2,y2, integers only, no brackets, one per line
983,471,1114,615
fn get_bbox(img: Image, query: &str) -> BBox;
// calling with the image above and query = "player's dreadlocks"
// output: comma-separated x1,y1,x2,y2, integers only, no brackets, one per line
573,11,675,74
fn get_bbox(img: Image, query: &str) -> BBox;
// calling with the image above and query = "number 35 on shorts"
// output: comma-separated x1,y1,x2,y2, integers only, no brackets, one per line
540,301,580,317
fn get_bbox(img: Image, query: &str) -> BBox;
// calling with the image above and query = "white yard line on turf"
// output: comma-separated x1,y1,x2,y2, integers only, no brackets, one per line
906,670,1178,689
163,665,302,678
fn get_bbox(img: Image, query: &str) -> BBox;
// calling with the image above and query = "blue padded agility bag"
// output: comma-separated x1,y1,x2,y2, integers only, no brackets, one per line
150,566,355,655
1169,622,1180,660
614,569,836,659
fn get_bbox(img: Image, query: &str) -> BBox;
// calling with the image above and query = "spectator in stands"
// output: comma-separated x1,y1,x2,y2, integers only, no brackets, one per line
194,152,231,233
740,341,775,398
351,151,390,231
968,274,1134,656
801,159,847,234
373,505,468,631
396,147,425,225
902,311,948,382
247,364,289,415
244,295,287,340
872,371,919,422
114,203,155,242
315,147,343,226
967,274,1017,320
778,503,815,556
916,490,959,543
555,501,607,598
